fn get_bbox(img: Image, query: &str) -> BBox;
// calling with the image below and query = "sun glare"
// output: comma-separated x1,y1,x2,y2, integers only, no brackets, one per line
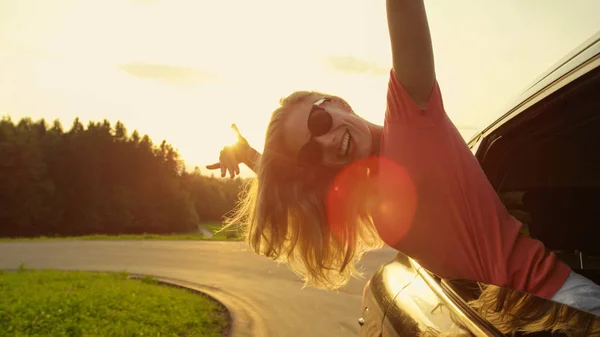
1,0,599,177
225,125,242,148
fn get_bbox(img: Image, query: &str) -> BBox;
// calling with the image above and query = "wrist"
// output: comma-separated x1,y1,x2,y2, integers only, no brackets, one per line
242,147,259,165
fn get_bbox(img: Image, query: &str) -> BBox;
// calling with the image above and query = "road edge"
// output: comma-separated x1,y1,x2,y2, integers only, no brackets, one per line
129,274,269,337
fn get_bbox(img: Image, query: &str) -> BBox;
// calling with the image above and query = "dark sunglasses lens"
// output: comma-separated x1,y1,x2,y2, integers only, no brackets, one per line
308,108,332,137
298,141,323,164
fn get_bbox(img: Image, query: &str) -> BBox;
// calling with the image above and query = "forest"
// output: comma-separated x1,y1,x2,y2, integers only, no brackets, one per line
0,116,245,238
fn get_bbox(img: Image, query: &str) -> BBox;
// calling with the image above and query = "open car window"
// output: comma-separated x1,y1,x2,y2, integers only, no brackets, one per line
479,60,600,267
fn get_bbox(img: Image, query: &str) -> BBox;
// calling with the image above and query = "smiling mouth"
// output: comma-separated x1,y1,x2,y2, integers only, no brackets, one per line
338,131,352,158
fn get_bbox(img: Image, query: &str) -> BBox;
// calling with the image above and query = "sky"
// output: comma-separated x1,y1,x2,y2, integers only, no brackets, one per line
1,0,599,177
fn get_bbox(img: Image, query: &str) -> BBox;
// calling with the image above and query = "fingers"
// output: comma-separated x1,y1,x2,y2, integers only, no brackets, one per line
220,148,230,178
231,123,248,144
207,145,242,179
231,123,241,138
226,165,240,179
231,165,240,179
224,163,241,179
220,147,239,178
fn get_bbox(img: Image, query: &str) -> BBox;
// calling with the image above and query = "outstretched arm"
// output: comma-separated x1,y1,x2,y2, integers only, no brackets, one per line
386,0,436,109
243,147,261,173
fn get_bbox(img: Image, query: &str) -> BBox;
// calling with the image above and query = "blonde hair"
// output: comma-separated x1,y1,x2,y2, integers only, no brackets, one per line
225,90,384,290
415,284,600,337
469,284,600,336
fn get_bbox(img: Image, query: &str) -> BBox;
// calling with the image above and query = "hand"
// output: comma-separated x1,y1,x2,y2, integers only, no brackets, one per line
206,124,252,178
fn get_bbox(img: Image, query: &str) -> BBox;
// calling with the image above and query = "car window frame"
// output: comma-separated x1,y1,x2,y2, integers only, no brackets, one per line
409,258,504,337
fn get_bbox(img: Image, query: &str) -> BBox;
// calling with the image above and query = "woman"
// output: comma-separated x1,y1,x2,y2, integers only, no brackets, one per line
208,0,600,316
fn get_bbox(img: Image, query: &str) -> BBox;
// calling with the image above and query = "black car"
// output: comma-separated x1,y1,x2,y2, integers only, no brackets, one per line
359,31,600,337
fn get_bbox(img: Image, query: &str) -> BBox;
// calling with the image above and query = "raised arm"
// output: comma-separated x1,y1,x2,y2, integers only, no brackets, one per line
386,0,436,109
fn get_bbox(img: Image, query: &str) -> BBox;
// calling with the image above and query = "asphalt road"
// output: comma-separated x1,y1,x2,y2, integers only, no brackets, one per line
0,241,398,337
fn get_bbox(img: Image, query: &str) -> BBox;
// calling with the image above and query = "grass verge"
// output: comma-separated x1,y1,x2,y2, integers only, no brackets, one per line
203,223,242,241
0,269,228,337
0,233,208,242
0,223,243,242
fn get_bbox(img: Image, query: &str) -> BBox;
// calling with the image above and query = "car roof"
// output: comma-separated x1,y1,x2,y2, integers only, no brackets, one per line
468,30,600,147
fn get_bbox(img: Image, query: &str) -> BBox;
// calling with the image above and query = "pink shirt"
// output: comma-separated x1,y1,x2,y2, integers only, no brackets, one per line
372,69,570,299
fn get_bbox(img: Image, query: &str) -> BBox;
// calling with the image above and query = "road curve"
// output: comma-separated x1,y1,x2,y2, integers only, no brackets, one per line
0,241,397,337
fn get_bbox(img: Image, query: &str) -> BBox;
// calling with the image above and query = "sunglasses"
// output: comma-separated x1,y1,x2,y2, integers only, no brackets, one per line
297,97,334,165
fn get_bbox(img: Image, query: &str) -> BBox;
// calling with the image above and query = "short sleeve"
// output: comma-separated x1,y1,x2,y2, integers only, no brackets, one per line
385,68,445,127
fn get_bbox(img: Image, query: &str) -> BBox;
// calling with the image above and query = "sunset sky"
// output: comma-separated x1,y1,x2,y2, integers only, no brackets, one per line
1,0,599,177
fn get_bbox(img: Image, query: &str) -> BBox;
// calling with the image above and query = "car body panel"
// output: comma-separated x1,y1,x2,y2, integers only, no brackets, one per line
381,259,478,337
365,254,502,337
359,254,418,337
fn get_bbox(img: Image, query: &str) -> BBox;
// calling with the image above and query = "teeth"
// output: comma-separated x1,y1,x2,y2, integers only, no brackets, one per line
339,132,350,157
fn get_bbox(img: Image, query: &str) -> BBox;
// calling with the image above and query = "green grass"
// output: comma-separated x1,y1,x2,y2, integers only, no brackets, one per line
0,233,208,242
0,269,228,337
203,223,242,241
0,223,243,242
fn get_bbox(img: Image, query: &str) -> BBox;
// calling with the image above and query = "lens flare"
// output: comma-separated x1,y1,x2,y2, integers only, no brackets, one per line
325,156,417,246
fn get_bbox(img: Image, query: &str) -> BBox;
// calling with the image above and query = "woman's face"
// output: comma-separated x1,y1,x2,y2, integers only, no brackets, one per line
282,95,373,169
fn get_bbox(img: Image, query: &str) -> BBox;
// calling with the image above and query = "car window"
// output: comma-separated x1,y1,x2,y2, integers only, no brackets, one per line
476,63,600,266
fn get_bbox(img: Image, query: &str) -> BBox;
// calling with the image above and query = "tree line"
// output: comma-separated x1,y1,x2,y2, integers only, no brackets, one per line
0,116,245,238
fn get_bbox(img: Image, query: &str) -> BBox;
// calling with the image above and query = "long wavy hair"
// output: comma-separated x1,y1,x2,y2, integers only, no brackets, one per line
417,283,600,337
469,283,600,336
225,91,384,290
